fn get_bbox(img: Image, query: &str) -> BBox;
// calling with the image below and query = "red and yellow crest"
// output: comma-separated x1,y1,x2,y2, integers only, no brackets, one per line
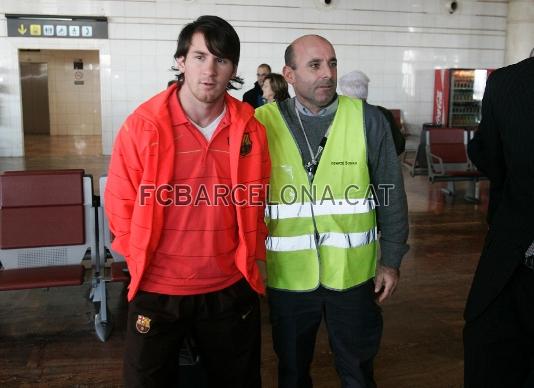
135,314,151,334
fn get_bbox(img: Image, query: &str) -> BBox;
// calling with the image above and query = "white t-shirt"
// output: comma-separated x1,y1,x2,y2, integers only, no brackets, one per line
190,105,227,141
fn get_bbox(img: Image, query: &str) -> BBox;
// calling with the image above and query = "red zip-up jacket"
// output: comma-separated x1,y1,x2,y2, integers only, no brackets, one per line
104,84,270,301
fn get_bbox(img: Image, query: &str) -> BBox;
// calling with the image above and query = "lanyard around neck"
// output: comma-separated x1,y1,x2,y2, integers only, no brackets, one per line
295,106,332,179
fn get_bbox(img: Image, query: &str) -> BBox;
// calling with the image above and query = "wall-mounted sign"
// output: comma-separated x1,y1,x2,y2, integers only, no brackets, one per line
6,14,108,39
73,59,83,70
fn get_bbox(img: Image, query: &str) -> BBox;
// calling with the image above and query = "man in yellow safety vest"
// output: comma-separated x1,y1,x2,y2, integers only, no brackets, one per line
255,35,409,388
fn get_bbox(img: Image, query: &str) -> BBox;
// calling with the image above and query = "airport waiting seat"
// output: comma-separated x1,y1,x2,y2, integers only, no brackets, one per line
425,127,485,200
87,175,128,341
0,169,109,340
402,123,445,176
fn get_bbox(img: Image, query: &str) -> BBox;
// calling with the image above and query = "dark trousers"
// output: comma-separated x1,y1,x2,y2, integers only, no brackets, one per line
464,265,534,388
268,281,383,388
123,278,261,388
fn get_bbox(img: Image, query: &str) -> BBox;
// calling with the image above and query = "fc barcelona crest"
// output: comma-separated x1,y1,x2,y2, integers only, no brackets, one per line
240,132,252,156
135,314,152,334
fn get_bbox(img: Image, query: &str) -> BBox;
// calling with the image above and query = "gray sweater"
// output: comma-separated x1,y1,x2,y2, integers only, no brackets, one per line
276,96,409,268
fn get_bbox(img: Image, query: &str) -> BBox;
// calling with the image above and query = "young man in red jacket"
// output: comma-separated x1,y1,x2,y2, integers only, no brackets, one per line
105,15,270,388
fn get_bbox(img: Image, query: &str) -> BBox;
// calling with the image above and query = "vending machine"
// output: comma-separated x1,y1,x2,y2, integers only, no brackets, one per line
432,68,493,129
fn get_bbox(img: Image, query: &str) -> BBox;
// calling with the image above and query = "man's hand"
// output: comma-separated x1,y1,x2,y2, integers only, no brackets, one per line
374,265,400,304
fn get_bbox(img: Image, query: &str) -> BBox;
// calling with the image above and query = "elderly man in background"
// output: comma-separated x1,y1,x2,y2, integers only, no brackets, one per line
339,70,405,155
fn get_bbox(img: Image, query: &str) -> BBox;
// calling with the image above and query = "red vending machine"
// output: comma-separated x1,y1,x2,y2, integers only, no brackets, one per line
432,68,493,129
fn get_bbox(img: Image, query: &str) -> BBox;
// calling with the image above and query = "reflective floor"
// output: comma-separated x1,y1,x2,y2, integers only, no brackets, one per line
1,134,109,193
0,134,489,387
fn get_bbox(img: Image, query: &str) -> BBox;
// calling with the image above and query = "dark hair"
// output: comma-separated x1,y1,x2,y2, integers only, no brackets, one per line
284,44,296,69
264,73,290,102
172,15,243,89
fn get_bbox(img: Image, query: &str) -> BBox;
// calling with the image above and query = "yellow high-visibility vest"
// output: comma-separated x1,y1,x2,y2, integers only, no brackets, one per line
255,96,377,291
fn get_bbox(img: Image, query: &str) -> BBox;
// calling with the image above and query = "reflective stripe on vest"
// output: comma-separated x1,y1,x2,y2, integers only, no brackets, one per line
266,198,375,220
255,97,377,291
266,228,377,251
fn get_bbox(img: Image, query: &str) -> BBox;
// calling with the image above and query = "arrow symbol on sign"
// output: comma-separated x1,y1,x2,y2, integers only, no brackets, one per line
18,24,27,35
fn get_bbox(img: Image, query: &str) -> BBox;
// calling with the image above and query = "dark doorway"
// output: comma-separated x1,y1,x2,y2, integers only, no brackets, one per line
20,62,51,135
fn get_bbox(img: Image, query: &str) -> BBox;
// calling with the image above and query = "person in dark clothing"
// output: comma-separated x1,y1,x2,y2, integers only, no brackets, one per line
463,56,534,388
375,106,405,155
339,70,406,155
243,63,271,108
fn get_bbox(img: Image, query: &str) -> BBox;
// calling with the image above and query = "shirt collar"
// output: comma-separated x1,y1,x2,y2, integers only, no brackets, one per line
294,95,338,117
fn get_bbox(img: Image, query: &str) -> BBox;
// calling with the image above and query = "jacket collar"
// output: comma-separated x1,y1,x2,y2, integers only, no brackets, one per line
136,83,255,130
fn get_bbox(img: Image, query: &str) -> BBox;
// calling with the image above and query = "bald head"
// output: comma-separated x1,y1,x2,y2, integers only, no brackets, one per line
282,34,337,113
285,35,335,69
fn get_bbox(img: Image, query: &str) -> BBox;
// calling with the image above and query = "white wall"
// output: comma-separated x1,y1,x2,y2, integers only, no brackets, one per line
0,0,509,156
505,0,534,65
